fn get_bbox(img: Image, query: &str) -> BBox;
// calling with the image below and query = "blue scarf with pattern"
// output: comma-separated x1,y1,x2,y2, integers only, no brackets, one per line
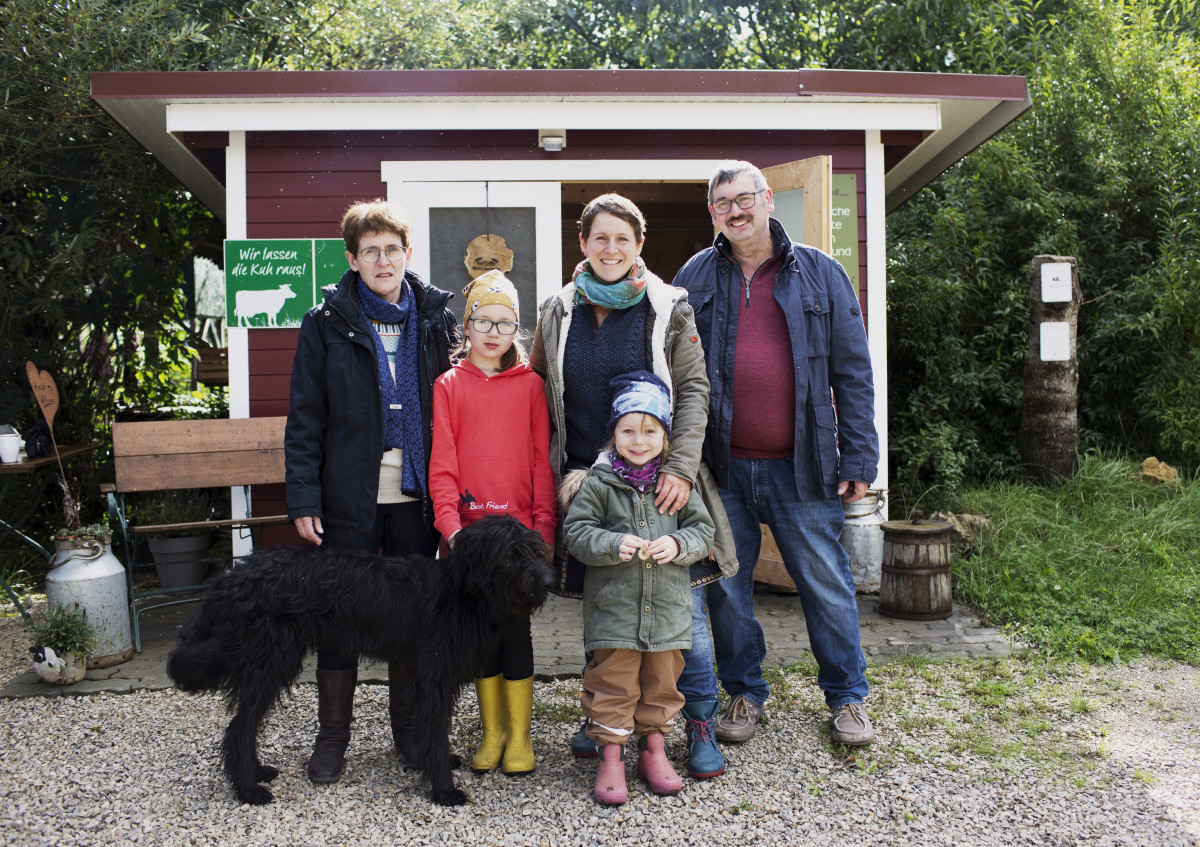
357,277,425,495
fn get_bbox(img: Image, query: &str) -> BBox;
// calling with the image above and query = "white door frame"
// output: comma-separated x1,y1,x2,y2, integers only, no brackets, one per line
388,181,563,308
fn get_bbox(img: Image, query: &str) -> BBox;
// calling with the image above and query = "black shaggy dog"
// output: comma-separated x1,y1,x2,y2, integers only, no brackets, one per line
167,515,553,807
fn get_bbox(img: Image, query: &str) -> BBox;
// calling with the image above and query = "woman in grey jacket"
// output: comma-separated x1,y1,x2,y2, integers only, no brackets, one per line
529,193,736,780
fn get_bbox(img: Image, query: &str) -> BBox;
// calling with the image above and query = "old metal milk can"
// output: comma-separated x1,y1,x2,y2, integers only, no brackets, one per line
840,489,886,593
46,536,134,667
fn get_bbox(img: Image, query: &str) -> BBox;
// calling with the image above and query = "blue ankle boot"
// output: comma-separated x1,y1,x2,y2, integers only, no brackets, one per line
570,719,598,758
681,700,725,779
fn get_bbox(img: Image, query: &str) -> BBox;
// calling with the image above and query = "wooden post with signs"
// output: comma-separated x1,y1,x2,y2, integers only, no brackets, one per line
1019,256,1081,482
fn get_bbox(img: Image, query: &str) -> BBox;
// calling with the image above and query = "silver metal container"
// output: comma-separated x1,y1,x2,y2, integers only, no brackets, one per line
840,489,886,594
46,536,133,668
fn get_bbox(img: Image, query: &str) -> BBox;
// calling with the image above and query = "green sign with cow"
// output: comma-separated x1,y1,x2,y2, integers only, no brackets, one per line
223,239,346,328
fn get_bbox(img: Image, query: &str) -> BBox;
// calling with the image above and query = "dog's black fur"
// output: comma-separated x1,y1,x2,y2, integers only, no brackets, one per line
167,515,553,807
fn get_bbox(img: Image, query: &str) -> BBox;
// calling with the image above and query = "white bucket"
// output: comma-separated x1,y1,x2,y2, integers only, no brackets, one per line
840,489,886,594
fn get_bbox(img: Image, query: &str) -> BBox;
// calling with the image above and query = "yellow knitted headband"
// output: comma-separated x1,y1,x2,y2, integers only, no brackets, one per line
462,270,519,322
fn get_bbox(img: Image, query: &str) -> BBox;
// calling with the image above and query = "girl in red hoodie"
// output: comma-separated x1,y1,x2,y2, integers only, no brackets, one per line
429,270,556,775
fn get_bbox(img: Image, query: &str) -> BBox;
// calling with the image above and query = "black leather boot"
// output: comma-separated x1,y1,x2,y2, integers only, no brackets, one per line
388,661,416,766
307,668,357,783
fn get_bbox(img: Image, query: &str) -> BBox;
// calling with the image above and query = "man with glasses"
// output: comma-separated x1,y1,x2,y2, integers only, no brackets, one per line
285,199,459,785
672,161,879,747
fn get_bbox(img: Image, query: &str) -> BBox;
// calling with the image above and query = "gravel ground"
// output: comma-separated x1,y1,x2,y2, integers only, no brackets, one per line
0,608,1197,846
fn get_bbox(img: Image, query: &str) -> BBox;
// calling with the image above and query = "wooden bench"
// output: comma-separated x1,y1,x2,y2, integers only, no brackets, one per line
102,417,290,651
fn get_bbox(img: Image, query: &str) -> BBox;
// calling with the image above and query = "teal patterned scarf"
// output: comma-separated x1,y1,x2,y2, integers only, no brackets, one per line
572,257,648,310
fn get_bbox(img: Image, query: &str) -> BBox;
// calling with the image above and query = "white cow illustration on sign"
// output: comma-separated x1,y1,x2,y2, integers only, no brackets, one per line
235,284,297,327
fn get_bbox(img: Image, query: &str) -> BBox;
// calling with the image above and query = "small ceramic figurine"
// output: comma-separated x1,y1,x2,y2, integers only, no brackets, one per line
29,645,67,683
29,645,85,685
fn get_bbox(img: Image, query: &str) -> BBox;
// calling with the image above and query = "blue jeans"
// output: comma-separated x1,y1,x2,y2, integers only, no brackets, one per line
708,457,867,709
678,585,719,701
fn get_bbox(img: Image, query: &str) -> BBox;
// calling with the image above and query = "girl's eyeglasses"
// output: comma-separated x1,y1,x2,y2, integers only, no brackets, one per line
467,318,518,335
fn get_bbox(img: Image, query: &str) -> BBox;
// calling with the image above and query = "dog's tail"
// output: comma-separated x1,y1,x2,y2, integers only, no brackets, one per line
166,616,229,692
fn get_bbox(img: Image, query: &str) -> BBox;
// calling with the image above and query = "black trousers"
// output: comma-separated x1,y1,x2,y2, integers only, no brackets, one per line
316,500,439,670
480,612,535,681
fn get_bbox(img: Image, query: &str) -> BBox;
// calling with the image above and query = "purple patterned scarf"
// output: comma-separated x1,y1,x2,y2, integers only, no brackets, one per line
609,449,661,493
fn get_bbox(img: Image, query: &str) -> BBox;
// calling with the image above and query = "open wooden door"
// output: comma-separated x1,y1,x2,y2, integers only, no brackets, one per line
762,156,833,253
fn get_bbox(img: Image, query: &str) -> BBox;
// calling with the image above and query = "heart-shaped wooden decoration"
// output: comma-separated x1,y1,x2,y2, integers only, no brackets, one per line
26,361,60,433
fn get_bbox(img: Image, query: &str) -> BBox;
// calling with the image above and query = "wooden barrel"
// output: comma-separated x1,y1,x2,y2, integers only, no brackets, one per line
878,515,953,620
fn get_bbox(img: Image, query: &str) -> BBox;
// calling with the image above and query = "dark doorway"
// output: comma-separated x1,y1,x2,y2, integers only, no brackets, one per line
559,182,713,286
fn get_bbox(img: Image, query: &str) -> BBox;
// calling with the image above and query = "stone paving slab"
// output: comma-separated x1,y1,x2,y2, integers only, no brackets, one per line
2,587,1019,698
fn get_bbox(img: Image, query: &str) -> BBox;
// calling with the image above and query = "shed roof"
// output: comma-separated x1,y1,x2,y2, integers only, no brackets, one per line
91,68,1029,213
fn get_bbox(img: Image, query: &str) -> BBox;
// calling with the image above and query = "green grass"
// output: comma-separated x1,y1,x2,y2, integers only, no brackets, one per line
941,454,1199,664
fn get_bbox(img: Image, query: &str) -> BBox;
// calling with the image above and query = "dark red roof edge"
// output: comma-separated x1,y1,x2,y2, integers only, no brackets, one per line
797,68,1027,101
91,68,1025,102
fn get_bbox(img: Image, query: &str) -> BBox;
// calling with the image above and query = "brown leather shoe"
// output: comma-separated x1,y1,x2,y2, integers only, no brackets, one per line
714,695,764,743
830,702,875,746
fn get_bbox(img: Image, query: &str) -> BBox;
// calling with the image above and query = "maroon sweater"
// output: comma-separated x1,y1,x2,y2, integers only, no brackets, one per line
730,252,795,459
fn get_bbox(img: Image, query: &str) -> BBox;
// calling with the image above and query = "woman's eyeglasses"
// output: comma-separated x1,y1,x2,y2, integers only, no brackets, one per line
358,245,408,263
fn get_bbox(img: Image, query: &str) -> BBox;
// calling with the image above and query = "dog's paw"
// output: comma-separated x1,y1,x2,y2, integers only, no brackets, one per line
255,765,279,783
429,787,469,807
235,784,274,805
395,745,419,770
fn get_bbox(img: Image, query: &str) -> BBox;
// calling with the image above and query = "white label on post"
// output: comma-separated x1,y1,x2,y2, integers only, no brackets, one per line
1040,321,1071,361
1040,262,1073,302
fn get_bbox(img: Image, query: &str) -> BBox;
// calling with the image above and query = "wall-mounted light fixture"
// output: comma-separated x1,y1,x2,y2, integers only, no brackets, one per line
538,130,566,152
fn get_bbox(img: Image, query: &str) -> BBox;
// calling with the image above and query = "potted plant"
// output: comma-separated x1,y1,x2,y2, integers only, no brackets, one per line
26,362,133,667
133,489,215,589
52,522,111,547
49,522,117,596
26,602,97,684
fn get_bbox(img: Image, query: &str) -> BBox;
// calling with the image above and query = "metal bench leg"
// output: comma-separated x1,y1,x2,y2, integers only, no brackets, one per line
108,491,142,652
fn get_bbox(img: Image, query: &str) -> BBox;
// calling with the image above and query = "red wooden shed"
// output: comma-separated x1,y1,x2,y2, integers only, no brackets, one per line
92,68,1030,552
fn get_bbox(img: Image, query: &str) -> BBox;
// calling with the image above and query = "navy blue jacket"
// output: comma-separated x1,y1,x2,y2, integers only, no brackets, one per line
285,268,458,532
671,218,878,501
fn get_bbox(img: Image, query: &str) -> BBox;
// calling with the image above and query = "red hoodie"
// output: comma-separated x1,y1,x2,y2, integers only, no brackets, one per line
429,359,557,546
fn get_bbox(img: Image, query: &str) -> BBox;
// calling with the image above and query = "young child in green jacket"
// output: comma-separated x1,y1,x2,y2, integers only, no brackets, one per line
561,371,716,805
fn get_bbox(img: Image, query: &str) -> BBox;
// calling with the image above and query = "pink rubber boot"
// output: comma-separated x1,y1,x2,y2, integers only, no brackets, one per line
593,744,628,805
636,732,683,795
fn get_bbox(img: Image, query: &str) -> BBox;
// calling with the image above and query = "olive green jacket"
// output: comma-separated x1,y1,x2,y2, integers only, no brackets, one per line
564,461,715,652
530,274,738,579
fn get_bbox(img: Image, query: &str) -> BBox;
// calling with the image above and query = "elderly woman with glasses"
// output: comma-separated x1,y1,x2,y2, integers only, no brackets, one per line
530,193,738,783
285,199,460,787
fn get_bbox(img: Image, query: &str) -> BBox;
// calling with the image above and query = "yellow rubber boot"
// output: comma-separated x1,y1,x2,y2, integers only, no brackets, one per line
501,676,536,775
471,675,508,772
